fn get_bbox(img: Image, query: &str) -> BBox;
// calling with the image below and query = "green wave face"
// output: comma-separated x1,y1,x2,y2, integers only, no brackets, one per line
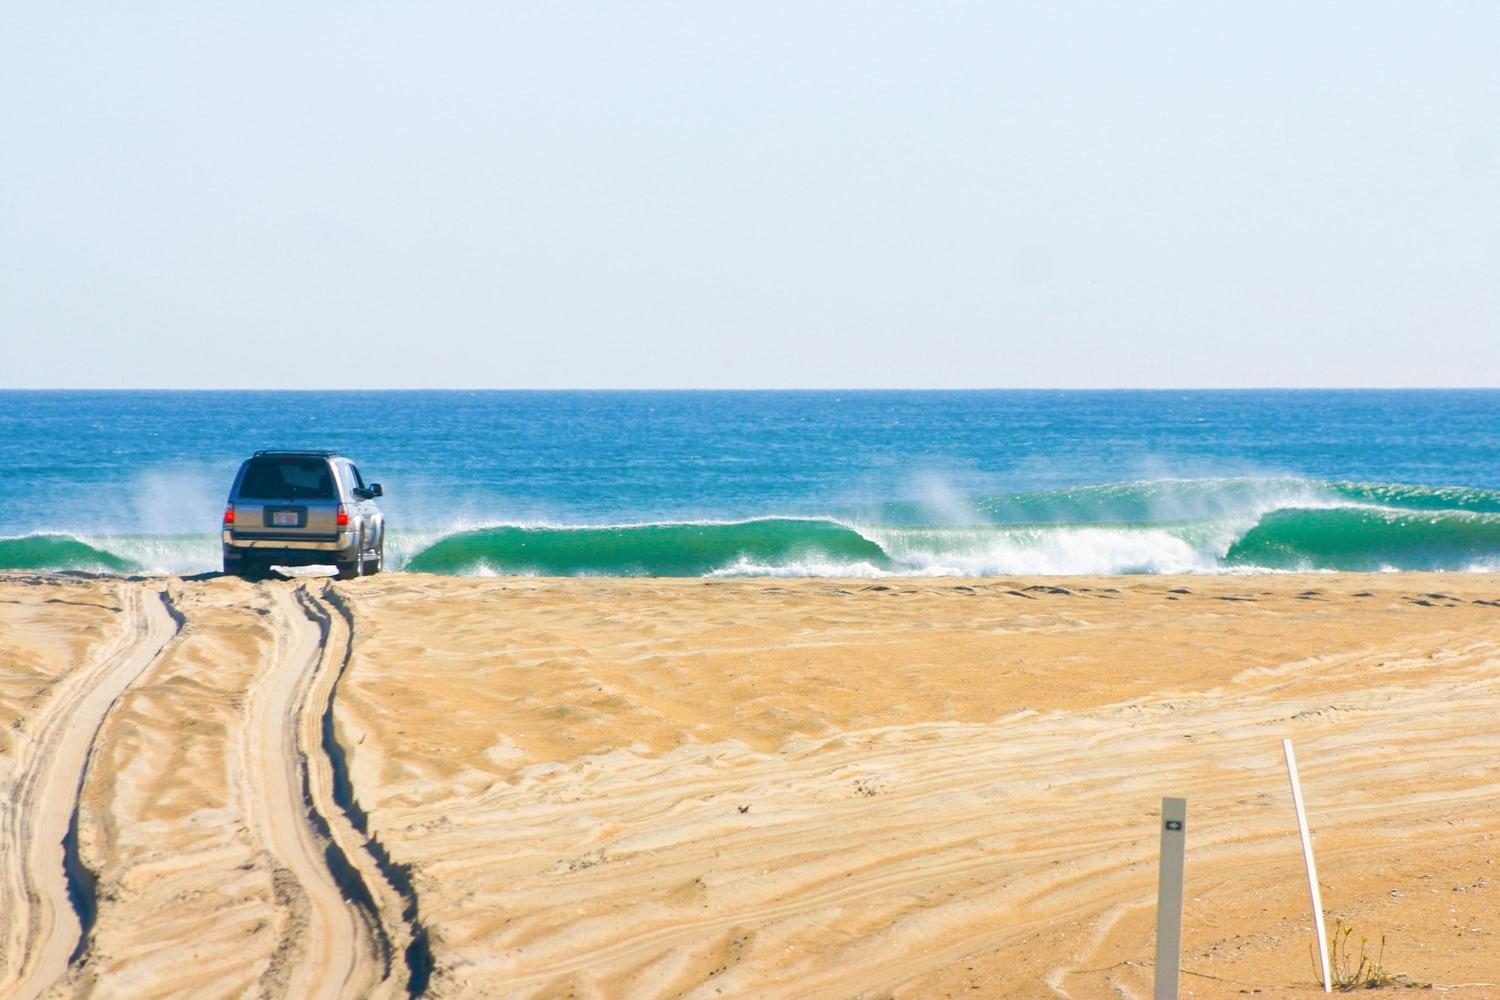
0,535,139,573
1223,507,1500,571
403,519,895,576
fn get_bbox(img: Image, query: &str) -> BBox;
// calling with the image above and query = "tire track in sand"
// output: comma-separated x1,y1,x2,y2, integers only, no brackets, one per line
298,584,434,997
249,582,417,999
0,582,179,999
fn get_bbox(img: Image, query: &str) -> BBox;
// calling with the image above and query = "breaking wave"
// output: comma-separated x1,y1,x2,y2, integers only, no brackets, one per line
5,479,1500,577
0,535,140,573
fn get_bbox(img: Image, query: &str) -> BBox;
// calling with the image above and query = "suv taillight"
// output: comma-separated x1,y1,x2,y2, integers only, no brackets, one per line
223,505,235,525
337,504,349,526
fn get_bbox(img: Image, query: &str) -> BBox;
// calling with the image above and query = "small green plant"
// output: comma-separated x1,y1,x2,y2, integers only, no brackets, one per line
1310,918,1407,991
1330,919,1394,990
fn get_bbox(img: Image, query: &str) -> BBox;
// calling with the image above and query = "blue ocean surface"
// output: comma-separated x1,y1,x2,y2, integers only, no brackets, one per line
1,389,1498,576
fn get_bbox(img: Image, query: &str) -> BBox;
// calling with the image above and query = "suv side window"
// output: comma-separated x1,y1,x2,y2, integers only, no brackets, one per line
348,463,366,491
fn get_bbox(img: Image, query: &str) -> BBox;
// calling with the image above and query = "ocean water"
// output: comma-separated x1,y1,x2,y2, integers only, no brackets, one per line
2,389,1498,577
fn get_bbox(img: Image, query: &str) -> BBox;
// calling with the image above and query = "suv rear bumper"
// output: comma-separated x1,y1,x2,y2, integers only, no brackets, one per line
223,529,360,565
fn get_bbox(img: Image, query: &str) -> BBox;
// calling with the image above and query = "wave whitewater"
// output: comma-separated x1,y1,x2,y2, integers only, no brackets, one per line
5,480,1500,577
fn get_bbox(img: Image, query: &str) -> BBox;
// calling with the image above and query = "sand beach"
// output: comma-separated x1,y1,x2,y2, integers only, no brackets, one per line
2,572,1498,998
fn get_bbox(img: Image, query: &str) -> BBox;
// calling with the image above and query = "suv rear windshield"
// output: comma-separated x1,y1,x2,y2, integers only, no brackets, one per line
238,457,337,500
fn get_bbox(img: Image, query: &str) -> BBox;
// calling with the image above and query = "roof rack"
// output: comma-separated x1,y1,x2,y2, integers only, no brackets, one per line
252,450,340,458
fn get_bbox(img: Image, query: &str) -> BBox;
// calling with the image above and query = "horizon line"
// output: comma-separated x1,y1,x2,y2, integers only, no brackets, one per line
3,385,1499,393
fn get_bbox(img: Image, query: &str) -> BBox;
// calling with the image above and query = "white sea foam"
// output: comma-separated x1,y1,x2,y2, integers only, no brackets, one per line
860,521,1244,576
75,533,221,574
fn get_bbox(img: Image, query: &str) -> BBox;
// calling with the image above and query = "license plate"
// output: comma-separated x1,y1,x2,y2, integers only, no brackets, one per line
273,511,298,526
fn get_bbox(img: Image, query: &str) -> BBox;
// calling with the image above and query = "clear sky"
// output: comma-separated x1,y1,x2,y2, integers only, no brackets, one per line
2,2,1497,389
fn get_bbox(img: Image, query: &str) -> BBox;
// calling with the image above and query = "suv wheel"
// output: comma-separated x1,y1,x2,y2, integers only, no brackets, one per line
336,530,365,580
361,535,383,576
226,554,265,580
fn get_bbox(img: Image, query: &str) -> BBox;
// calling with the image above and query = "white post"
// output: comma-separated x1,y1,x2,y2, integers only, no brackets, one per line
1154,796,1187,1000
1283,738,1332,993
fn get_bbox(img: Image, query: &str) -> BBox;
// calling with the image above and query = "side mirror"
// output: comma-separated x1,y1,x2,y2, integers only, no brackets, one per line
368,483,383,498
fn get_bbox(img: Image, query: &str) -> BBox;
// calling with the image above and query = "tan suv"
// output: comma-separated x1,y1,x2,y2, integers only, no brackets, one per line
222,451,385,579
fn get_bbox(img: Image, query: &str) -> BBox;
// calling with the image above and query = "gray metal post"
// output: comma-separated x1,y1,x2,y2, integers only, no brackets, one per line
1154,796,1187,1000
